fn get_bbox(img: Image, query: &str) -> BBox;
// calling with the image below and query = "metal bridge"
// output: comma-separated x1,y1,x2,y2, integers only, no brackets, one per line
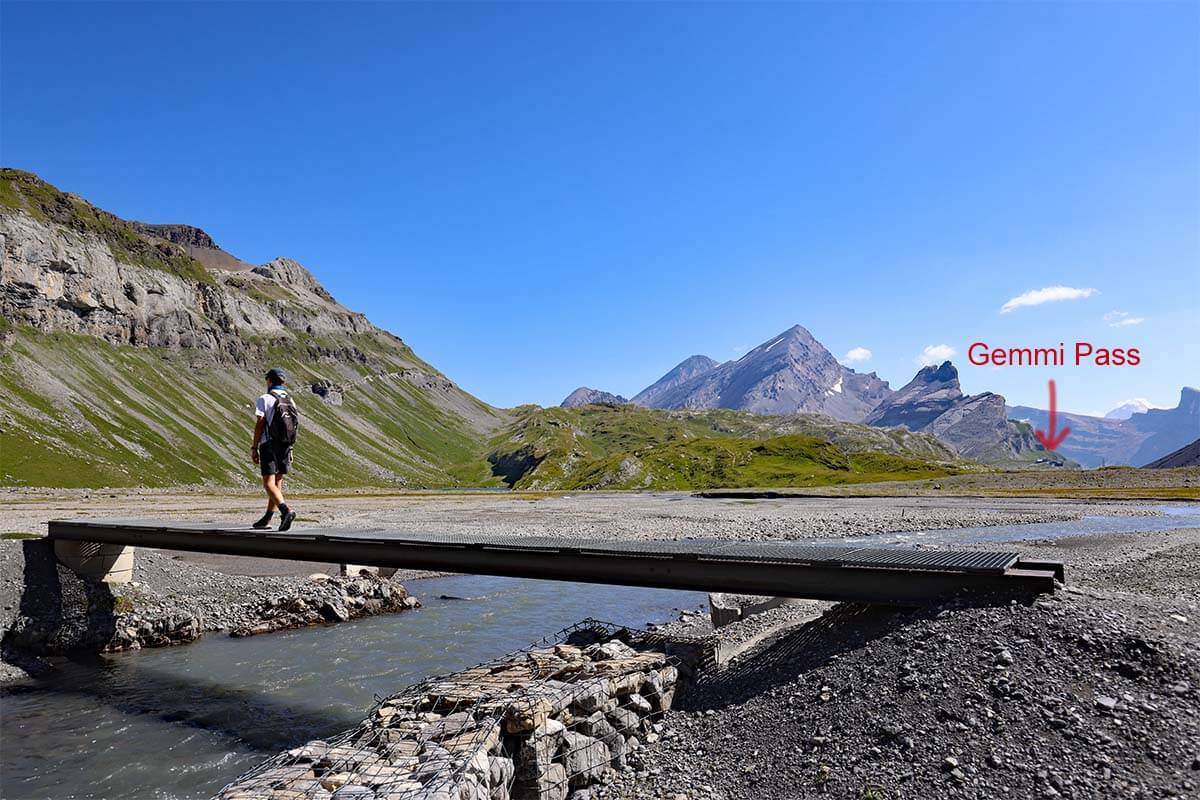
47,518,1063,604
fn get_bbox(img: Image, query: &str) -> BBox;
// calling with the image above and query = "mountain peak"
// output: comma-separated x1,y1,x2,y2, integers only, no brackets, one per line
561,387,629,408
915,360,959,386
864,361,963,429
631,355,719,407
1104,398,1157,420
633,325,891,421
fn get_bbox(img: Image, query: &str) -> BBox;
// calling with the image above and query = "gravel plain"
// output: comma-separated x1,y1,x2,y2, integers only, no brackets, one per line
2,489,1198,800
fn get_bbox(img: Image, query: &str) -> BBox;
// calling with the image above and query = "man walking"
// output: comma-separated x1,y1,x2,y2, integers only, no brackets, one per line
251,367,299,531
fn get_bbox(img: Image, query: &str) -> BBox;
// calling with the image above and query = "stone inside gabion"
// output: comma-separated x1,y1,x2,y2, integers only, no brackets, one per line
215,621,691,800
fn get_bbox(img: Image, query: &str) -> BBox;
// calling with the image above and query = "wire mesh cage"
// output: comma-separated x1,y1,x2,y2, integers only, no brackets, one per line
215,619,709,800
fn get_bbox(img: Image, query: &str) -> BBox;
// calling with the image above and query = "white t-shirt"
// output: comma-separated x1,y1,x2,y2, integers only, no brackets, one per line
255,389,290,445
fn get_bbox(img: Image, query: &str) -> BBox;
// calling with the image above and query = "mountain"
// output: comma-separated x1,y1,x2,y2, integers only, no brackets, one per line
630,355,720,407
130,222,254,272
0,168,506,488
1144,438,1200,469
1105,399,1157,420
1009,388,1199,468
863,361,961,430
632,326,892,421
561,387,628,408
865,361,1061,465
487,404,961,490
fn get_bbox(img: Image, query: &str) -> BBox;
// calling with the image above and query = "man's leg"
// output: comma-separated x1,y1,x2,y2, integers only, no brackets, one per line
253,471,284,528
263,474,284,510
276,473,296,531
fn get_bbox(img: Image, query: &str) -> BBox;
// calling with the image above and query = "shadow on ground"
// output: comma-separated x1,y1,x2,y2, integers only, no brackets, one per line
680,595,1027,710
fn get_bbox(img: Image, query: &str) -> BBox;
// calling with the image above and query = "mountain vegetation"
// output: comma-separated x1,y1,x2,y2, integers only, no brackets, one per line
487,404,963,490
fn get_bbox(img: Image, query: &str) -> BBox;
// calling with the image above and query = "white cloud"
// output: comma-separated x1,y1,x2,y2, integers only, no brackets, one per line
842,347,872,363
1000,285,1097,313
1104,310,1145,327
915,344,957,366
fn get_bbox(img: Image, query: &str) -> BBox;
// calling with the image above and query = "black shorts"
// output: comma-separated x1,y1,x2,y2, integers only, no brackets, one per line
259,442,293,476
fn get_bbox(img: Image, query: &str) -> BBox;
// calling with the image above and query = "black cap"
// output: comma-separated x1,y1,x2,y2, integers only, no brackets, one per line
265,367,287,384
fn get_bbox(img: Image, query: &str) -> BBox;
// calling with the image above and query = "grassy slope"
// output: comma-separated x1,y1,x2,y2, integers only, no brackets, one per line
0,329,504,489
487,405,964,490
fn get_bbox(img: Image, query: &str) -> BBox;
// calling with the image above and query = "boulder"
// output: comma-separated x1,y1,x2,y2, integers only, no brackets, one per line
488,756,514,800
511,763,568,800
559,732,610,788
583,641,636,661
605,708,640,736
515,719,564,781
623,693,652,715
567,679,610,714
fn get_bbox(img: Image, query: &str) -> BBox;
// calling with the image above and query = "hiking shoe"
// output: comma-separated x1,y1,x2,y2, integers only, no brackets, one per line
278,510,297,532
251,512,273,529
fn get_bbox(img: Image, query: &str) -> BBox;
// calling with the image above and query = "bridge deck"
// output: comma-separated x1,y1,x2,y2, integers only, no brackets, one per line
47,518,1063,604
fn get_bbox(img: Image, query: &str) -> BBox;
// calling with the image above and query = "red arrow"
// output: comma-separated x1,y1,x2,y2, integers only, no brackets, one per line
1034,379,1071,451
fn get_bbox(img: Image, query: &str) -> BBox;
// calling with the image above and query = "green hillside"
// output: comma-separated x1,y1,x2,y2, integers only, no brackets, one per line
0,328,504,489
487,404,963,490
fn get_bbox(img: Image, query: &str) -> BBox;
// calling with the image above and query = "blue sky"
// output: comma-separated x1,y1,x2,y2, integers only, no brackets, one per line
2,2,1197,414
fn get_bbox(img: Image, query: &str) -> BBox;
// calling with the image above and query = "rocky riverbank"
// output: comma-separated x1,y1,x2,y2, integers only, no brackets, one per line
219,623,695,800
0,539,419,682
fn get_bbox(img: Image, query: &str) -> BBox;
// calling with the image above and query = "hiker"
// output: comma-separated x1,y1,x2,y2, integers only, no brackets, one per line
251,367,299,531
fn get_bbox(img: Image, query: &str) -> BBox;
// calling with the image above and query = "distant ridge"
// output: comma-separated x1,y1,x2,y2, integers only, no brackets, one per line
1144,438,1200,468
561,387,628,408
1010,387,1200,467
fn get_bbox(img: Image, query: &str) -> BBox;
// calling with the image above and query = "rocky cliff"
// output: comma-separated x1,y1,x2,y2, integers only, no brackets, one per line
632,326,892,422
865,362,1059,466
0,168,505,488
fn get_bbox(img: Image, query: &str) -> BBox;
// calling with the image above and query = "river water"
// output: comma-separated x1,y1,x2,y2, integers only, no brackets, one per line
3,504,1198,800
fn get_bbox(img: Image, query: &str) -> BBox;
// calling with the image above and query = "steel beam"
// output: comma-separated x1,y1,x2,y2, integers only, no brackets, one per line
47,519,1060,605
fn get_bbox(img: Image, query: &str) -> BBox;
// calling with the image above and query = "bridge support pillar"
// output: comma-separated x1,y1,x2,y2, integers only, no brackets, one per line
340,563,398,579
54,540,134,584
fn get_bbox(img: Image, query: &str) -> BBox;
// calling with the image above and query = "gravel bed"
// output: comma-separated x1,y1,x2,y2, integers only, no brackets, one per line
592,529,1200,800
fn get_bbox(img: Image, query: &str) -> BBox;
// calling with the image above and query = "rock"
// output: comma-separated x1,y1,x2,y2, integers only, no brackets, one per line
624,693,652,714
288,740,331,763
1095,695,1119,713
320,773,355,791
506,697,556,734
319,600,351,623
420,711,476,741
316,745,374,775
330,786,374,800
942,756,959,771
995,649,1014,665
560,731,610,788
606,707,640,736
515,719,565,781
569,679,611,714
512,762,568,800
583,641,637,661
489,756,515,800
373,782,424,799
